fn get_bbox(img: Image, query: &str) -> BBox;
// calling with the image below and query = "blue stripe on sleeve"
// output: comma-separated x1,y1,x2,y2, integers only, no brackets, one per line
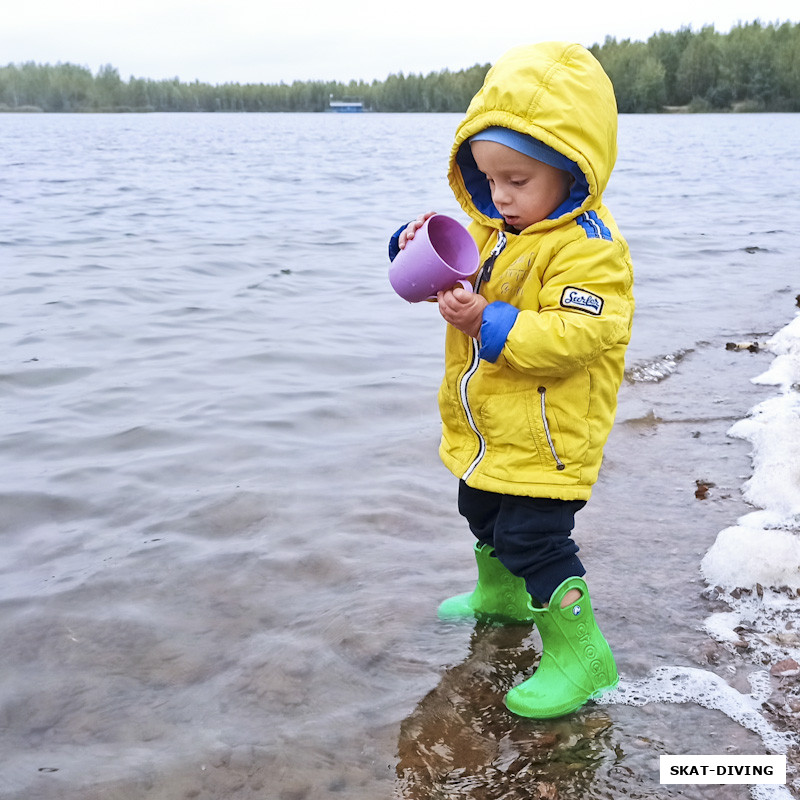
588,210,612,240
479,301,520,362
576,211,613,241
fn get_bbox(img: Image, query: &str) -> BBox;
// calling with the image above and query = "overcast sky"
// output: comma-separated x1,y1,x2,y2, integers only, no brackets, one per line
3,0,798,85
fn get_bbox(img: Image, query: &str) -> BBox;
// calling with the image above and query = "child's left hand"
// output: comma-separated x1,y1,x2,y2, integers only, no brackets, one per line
437,286,488,339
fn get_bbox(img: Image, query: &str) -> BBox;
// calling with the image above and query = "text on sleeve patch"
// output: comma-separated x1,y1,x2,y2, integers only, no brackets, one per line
560,286,604,316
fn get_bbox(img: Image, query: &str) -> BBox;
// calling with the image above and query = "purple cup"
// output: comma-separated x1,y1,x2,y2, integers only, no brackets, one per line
389,214,480,303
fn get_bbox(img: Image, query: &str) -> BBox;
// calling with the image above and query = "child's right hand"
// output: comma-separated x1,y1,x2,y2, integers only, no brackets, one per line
398,211,436,249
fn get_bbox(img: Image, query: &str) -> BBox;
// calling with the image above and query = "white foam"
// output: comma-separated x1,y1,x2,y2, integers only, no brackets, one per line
728,394,800,525
703,587,800,666
751,315,800,392
701,525,800,591
702,311,800,604
600,666,795,754
683,315,800,799
626,349,689,383
606,321,800,793
750,785,796,800
732,315,800,530
704,610,746,644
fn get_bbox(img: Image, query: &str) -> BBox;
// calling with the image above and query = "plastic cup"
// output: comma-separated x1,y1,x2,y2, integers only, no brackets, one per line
389,214,479,303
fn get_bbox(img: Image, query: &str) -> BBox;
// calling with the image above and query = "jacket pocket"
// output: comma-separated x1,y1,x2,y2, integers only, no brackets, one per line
472,389,552,479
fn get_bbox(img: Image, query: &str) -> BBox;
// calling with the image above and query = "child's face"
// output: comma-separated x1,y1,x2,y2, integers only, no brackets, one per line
470,140,572,231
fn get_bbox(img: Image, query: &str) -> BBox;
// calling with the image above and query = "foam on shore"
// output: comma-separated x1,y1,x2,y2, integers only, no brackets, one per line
600,666,793,755
605,315,800,800
700,314,800,670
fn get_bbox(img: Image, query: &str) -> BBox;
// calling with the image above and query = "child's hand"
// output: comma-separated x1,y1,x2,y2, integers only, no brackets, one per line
398,211,436,249
437,286,488,339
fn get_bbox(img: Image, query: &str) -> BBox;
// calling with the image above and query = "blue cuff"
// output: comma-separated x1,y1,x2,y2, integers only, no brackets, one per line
388,223,410,262
479,302,519,362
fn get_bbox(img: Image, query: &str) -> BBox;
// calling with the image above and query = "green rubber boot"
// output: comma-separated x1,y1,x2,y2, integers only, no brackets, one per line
437,543,535,624
504,576,618,718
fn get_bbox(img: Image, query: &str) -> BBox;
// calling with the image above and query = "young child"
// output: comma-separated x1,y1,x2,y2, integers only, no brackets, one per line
389,42,634,718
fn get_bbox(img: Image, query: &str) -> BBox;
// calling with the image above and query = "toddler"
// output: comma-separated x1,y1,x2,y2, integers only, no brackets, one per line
389,42,634,718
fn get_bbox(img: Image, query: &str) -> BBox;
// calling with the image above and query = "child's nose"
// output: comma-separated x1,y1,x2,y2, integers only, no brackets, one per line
491,184,510,206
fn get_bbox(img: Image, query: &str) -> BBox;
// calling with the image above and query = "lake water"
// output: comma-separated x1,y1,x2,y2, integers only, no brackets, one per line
1,111,800,800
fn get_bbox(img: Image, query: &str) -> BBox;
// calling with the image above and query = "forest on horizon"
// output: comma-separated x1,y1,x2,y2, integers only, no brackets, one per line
2,19,799,114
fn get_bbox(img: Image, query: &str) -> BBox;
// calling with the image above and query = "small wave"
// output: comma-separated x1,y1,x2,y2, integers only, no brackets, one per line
600,666,795,755
625,349,692,383
0,366,95,390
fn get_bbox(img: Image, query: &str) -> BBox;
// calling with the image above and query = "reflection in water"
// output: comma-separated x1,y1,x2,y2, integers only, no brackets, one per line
396,623,621,799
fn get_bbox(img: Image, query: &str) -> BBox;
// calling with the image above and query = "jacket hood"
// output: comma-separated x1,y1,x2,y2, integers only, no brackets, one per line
448,42,618,230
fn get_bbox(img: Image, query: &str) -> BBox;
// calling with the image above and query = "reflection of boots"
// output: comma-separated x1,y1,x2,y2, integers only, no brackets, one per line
437,543,534,624
504,577,618,718
396,624,539,799
396,622,616,799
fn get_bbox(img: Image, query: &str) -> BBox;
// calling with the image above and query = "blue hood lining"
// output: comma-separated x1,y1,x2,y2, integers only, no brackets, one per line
456,140,589,224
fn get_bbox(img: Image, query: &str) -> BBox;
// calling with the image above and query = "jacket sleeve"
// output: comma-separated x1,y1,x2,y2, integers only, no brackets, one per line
496,236,633,376
388,223,410,262
479,302,520,362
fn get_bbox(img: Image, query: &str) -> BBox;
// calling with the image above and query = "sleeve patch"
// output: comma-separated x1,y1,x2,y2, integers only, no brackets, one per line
560,286,604,316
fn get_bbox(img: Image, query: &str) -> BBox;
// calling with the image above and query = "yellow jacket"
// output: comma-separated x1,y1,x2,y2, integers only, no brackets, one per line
439,42,634,500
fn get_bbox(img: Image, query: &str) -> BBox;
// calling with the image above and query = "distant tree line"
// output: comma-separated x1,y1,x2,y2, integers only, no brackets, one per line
0,61,491,114
1,20,798,114
592,20,800,112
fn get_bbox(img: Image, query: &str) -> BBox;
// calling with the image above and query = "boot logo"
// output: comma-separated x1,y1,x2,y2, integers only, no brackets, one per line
576,621,609,684
572,605,582,616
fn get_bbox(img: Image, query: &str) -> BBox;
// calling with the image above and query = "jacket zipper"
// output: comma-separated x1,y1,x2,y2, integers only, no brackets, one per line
474,230,506,293
460,338,484,481
460,231,507,482
538,386,565,470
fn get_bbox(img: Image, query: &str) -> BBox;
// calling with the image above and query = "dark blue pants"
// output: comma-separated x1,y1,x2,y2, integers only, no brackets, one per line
457,480,586,604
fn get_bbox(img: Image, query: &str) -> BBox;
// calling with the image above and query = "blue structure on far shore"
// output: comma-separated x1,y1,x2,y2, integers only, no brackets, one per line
328,100,364,113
